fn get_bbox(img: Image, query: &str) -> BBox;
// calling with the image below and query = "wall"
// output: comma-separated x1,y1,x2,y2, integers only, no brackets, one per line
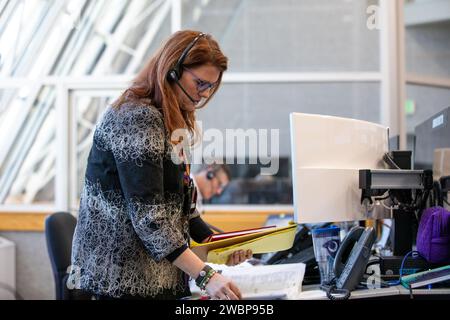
0,232,54,300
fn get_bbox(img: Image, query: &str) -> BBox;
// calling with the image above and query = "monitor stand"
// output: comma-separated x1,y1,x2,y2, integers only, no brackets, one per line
389,151,414,256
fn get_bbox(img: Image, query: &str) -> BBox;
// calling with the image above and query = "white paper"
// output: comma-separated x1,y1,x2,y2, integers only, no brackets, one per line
190,262,306,300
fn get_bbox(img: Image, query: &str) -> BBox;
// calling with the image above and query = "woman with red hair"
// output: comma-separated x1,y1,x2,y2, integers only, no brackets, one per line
70,30,247,300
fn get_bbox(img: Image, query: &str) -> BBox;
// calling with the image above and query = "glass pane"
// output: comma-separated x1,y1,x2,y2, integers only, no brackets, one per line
0,86,56,205
66,0,172,76
194,82,380,205
406,85,450,170
205,160,294,205
406,85,450,134
182,0,380,72
0,0,172,78
405,1,450,78
133,14,172,74
196,82,381,157
0,0,50,77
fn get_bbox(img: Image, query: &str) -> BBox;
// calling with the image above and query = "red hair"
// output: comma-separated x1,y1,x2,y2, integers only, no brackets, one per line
112,30,228,143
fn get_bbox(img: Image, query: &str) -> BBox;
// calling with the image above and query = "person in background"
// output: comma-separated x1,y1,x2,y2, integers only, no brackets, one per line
192,163,253,265
192,164,231,213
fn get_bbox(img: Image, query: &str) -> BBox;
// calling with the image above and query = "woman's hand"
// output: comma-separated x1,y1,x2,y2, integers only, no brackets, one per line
226,250,252,266
205,273,242,300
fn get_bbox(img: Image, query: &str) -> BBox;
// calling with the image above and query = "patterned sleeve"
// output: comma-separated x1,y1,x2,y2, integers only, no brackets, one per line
98,104,188,262
189,215,214,243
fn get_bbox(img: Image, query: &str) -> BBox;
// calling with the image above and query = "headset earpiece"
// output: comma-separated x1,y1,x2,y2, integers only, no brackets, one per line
206,171,215,180
168,32,206,83
167,69,178,82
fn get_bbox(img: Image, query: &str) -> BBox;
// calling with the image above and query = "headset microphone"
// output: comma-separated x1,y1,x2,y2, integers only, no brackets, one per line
172,74,197,104
170,73,208,109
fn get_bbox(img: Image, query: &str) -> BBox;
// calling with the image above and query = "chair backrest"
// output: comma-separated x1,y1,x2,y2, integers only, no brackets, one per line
45,212,77,300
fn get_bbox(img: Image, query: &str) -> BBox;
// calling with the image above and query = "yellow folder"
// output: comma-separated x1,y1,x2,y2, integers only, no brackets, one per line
191,222,297,264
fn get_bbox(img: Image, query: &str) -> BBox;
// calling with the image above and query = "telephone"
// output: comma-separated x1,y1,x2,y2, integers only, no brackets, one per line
332,226,376,291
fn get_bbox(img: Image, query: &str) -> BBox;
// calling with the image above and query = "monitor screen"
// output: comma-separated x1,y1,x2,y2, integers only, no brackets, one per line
414,106,450,170
290,113,390,223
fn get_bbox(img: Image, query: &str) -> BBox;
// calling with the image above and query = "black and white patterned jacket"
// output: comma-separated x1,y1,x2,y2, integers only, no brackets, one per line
69,101,212,298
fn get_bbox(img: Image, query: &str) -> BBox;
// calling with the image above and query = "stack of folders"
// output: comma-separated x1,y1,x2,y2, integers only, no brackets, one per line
401,265,450,289
191,222,297,264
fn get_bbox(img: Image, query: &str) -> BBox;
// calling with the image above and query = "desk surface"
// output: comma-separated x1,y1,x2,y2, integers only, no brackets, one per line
296,284,450,300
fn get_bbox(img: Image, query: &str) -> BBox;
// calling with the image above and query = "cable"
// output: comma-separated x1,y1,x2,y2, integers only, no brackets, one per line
387,251,426,287
374,191,391,201
320,278,351,301
433,181,443,207
383,153,401,170
326,286,351,301
365,258,381,271
374,195,391,201
381,199,397,211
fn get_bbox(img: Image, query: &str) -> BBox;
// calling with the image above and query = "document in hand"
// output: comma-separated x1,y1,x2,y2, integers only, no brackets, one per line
191,222,297,264
189,262,306,300
204,225,277,242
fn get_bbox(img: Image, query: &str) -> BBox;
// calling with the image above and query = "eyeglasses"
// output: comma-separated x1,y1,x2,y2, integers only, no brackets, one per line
183,67,219,93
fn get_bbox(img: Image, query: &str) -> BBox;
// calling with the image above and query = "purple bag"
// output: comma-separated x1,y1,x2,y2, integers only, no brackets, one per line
416,207,450,264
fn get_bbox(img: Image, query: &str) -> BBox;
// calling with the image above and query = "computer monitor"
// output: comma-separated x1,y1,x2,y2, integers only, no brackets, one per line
414,106,450,170
290,113,390,224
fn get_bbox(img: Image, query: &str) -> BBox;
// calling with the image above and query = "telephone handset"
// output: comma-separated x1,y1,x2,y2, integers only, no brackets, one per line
333,226,376,291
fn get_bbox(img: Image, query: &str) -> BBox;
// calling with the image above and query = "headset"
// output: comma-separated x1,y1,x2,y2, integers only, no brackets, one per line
167,32,206,105
206,170,215,180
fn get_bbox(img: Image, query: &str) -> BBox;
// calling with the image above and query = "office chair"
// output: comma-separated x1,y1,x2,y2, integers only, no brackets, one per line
45,212,91,300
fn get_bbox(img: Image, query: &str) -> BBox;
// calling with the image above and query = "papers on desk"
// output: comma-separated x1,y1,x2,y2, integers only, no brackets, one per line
401,265,450,289
190,262,306,300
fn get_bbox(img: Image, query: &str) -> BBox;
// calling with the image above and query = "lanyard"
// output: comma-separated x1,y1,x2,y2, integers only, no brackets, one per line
180,147,191,185
179,146,197,215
